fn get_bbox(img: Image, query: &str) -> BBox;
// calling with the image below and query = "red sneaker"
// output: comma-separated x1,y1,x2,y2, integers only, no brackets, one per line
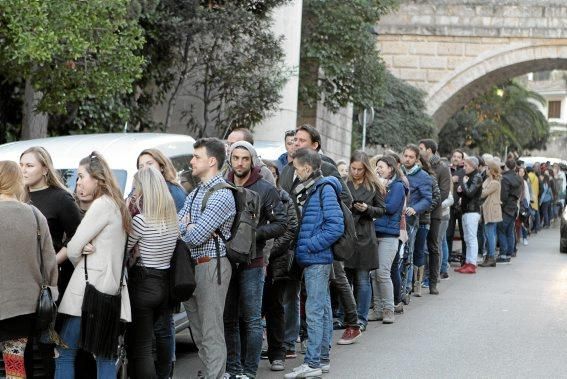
461,264,476,274
454,264,468,273
337,326,361,345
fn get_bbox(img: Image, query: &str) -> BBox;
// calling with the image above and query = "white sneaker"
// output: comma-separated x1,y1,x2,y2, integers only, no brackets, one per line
522,238,528,246
321,363,330,373
284,364,323,378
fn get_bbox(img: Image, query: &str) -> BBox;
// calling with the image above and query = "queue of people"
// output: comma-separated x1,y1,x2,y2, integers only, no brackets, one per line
0,126,565,379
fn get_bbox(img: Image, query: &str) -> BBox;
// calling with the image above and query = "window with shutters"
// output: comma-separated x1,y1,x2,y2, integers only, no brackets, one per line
548,101,561,119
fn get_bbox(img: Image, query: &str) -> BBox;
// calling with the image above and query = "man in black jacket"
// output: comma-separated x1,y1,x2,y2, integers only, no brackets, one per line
497,159,522,263
225,141,287,378
447,149,467,263
419,139,451,294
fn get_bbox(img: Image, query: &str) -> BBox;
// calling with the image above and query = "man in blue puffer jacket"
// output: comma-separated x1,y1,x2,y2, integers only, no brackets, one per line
284,148,344,379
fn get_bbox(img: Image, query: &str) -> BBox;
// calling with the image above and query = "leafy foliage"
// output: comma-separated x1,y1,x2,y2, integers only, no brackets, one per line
438,80,550,156
353,71,434,152
0,0,145,115
300,0,398,111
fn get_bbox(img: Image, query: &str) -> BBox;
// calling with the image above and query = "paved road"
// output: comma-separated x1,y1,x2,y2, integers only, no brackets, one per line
174,226,566,378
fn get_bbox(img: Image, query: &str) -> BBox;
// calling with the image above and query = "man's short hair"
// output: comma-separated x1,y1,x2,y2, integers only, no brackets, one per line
418,139,438,154
230,128,254,145
505,159,516,171
194,138,226,170
296,124,322,151
403,144,420,158
293,148,322,171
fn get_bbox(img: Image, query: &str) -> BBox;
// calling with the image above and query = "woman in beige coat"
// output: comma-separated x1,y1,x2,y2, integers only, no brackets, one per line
55,152,131,379
479,161,503,267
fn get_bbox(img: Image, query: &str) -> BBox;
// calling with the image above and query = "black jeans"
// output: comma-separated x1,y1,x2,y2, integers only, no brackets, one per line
447,207,466,258
390,243,402,304
427,219,441,287
127,267,173,379
264,276,289,362
331,261,358,327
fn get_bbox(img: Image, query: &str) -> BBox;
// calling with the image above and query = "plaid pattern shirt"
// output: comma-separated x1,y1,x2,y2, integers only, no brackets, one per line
178,174,236,259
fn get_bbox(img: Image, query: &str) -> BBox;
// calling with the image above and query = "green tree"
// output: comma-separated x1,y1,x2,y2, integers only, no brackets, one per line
353,71,434,152
439,80,550,156
299,0,398,112
0,0,145,140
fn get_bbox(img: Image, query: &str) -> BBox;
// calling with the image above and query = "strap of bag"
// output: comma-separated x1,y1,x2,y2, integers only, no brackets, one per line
84,236,129,296
213,237,222,285
30,206,46,286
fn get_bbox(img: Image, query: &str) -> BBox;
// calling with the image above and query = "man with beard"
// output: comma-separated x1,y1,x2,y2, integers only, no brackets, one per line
225,141,287,379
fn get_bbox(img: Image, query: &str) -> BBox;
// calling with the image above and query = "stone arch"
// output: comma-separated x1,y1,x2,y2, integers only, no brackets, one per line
428,41,567,128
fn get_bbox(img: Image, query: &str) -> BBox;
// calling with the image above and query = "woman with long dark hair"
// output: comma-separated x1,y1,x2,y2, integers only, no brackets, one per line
370,156,407,324
55,152,132,378
344,151,386,330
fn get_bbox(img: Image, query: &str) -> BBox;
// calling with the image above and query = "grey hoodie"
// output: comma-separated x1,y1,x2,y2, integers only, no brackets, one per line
226,140,276,186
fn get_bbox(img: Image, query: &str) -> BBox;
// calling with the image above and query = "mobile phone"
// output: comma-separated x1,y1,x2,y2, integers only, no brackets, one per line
353,200,364,205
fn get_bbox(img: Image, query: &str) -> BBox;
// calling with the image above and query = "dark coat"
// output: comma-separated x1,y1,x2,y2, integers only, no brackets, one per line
419,174,441,225
430,157,451,219
500,170,522,217
344,181,386,270
459,170,483,214
268,189,299,281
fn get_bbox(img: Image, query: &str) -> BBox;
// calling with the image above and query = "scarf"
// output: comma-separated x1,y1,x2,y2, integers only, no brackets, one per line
403,164,421,176
293,170,323,213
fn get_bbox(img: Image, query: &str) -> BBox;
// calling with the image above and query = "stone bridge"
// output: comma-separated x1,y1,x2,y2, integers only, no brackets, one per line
376,0,567,128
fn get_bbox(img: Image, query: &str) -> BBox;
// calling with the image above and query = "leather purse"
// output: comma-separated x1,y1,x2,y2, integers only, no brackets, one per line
31,206,57,332
169,239,196,302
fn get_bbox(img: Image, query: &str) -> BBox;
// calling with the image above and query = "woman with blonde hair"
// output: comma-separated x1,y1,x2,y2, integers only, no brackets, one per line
20,147,82,376
343,151,386,330
0,161,58,379
479,161,502,267
126,167,178,378
136,149,187,211
55,152,131,378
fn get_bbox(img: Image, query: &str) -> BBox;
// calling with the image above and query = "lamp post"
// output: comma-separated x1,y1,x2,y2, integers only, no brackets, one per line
358,107,375,152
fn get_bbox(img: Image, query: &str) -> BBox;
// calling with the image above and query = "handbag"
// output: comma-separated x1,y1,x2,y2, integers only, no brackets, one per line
31,206,57,332
169,239,196,302
79,238,127,359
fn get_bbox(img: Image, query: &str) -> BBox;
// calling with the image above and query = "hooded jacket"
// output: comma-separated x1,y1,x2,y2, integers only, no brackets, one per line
227,141,287,266
404,165,433,215
268,189,299,281
295,176,344,267
430,155,451,219
500,169,522,218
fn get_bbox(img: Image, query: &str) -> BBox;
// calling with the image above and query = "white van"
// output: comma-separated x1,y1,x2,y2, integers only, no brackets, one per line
0,133,195,194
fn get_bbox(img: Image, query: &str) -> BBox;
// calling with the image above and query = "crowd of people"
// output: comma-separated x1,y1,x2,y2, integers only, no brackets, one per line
0,125,565,379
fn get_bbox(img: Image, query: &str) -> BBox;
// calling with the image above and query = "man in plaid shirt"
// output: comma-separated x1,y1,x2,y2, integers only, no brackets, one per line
179,138,236,379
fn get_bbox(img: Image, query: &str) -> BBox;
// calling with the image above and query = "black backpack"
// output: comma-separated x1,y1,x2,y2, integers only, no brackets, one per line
201,183,260,266
317,184,357,261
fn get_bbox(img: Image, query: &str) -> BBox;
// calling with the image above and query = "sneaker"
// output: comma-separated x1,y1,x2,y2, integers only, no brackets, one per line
394,302,404,314
332,319,345,330
460,264,476,274
358,323,367,332
496,256,511,264
440,272,449,280
285,350,297,359
367,308,381,321
421,278,429,288
522,238,528,246
382,309,395,324
284,364,322,378
271,360,285,371
260,350,269,360
337,326,361,345
321,363,330,373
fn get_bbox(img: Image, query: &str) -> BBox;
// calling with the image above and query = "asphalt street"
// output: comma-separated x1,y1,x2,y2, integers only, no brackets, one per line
174,225,566,378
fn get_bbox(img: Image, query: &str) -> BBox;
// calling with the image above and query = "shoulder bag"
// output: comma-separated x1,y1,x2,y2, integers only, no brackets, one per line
79,238,128,359
31,206,57,332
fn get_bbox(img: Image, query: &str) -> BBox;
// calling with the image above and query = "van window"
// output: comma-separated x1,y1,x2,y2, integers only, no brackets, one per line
59,169,128,194
170,155,193,174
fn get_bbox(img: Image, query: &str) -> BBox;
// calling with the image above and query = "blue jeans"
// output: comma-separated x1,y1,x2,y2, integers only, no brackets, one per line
413,224,429,267
541,201,552,227
303,264,332,369
498,214,516,257
55,316,116,379
224,266,265,377
484,223,498,258
438,219,449,273
345,269,371,326
283,280,300,352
